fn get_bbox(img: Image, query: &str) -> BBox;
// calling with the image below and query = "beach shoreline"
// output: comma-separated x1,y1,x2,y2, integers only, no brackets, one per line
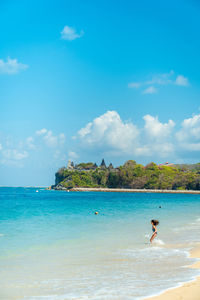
53,187,200,194
146,244,200,300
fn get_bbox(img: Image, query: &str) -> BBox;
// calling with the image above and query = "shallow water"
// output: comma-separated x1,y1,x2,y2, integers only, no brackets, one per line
0,187,200,299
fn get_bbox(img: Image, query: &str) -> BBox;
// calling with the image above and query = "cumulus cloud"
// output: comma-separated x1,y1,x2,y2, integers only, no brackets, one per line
76,111,176,158
176,114,200,151
77,111,139,154
0,57,28,74
175,75,189,86
61,25,84,40
2,112,200,169
143,115,175,139
128,71,189,94
139,115,175,157
36,128,48,136
142,86,157,94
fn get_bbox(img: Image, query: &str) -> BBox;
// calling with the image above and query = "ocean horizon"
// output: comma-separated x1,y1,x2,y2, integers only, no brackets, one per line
0,187,200,299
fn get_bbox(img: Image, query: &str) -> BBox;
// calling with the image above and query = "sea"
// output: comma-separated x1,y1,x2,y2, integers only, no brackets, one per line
0,187,200,300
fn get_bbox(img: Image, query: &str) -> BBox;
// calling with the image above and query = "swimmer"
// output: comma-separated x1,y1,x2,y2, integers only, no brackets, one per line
150,219,159,243
95,211,99,215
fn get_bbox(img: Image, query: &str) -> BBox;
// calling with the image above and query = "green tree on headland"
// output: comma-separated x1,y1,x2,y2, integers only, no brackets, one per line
53,160,200,190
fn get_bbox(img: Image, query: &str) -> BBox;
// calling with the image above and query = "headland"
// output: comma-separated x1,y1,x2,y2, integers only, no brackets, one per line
52,159,200,193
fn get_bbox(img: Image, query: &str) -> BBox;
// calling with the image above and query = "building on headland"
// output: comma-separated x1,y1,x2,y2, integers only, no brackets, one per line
66,159,114,172
108,163,114,170
158,162,174,167
67,160,174,172
67,160,74,170
100,158,106,168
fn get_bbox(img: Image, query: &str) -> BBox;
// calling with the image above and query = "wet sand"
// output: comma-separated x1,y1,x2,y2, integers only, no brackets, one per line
148,245,200,300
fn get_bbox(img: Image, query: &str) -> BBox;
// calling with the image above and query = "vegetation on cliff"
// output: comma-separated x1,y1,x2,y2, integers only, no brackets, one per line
54,160,200,190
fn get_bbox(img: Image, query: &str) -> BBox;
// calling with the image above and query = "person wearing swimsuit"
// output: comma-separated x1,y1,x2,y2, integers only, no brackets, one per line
150,219,159,243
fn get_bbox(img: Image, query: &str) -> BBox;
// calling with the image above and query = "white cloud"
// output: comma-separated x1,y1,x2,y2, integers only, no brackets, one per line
128,71,189,94
0,57,28,74
0,128,67,168
26,137,36,149
146,70,174,86
137,115,175,158
176,114,200,141
179,143,200,151
6,149,28,160
143,115,175,139
175,75,189,86
76,111,177,159
128,82,141,88
78,123,92,138
176,114,200,151
43,131,65,147
183,114,200,129
1,149,29,166
36,128,48,136
59,133,66,144
36,129,66,148
136,142,174,158
68,151,78,160
128,71,174,90
78,111,139,153
142,86,157,94
61,25,84,40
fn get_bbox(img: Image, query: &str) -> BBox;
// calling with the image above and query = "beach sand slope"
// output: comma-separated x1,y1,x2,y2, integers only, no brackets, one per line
148,246,200,300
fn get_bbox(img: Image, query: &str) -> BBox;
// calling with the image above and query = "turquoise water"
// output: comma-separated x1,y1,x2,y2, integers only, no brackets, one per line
0,187,200,299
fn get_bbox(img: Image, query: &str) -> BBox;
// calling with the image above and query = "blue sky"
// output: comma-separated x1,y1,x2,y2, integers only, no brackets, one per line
0,0,200,186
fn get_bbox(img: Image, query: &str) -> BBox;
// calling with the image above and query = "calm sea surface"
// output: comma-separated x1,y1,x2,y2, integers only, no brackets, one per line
0,187,200,299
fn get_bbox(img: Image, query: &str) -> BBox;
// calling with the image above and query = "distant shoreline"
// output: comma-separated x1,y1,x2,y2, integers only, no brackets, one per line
54,187,200,194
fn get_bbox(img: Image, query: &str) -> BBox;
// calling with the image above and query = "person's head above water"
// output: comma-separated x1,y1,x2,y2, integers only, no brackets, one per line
151,219,159,226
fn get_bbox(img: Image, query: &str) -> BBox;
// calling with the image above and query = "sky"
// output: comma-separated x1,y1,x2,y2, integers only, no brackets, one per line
0,0,200,186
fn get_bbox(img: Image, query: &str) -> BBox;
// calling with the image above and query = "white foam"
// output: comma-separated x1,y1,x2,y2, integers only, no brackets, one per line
154,238,165,245
144,234,165,245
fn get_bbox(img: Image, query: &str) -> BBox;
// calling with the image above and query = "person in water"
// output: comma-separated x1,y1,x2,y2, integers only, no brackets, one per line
150,219,159,243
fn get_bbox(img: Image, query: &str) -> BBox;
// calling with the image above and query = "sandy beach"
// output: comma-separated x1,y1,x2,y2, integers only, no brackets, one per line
68,187,200,194
148,245,200,300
